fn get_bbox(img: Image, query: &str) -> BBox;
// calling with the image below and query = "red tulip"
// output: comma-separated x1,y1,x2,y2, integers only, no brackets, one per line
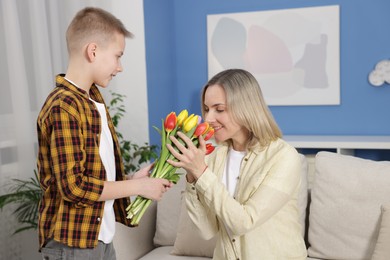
203,127,214,141
205,143,215,155
164,112,177,133
193,122,209,138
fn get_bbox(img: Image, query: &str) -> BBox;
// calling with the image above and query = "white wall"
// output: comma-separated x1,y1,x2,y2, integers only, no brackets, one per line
102,0,150,146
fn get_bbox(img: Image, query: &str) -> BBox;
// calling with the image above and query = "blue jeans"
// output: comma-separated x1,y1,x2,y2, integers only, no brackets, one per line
41,239,116,260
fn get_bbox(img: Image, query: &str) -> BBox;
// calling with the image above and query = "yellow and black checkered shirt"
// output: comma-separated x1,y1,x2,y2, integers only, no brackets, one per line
37,74,132,249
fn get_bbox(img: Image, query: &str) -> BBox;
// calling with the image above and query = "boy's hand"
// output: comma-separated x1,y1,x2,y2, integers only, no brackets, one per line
139,178,173,201
128,163,154,180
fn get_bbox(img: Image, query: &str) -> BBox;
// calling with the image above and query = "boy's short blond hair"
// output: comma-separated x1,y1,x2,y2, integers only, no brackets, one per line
66,7,133,54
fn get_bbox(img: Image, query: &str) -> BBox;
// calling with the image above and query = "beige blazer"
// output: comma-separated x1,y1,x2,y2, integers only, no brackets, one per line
185,138,307,260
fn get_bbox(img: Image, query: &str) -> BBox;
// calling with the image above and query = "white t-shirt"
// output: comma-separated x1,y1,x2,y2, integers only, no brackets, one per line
90,98,116,244
222,148,246,197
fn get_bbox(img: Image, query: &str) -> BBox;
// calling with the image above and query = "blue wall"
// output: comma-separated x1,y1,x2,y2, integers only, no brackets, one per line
144,0,390,150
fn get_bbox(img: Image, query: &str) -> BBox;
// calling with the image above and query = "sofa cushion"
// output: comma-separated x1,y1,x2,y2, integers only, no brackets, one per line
171,194,216,257
308,152,390,259
371,202,390,260
153,173,186,246
297,153,308,238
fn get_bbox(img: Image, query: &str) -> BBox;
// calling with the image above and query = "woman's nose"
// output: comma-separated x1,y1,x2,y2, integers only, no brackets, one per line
204,113,214,123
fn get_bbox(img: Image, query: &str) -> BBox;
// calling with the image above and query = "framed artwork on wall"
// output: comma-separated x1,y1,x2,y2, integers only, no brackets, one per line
207,5,340,106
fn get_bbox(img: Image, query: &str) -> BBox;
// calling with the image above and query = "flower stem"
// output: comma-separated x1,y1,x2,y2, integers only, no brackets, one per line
130,199,152,226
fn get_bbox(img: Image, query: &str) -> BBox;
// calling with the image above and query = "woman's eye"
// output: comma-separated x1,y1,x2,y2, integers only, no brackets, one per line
216,107,225,112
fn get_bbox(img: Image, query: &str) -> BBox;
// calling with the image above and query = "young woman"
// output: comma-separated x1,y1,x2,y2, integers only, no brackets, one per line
167,69,307,259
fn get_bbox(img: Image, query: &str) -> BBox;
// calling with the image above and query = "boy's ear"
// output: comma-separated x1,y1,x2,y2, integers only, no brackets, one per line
86,43,97,61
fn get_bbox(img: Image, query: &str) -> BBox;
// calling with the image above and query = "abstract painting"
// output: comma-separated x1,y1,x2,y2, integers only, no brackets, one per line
207,5,340,106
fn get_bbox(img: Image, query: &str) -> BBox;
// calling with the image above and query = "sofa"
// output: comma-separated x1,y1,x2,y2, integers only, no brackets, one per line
113,151,390,260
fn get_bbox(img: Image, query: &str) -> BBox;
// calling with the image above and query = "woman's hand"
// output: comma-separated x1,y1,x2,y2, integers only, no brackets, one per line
166,132,207,180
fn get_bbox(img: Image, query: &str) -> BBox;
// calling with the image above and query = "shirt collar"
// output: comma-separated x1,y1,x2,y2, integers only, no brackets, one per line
55,74,104,103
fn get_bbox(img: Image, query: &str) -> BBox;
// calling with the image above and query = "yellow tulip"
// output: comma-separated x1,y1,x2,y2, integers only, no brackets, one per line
177,109,188,127
183,114,199,132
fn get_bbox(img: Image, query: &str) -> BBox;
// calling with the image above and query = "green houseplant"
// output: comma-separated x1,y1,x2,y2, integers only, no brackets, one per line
108,91,158,173
0,91,158,234
0,170,41,233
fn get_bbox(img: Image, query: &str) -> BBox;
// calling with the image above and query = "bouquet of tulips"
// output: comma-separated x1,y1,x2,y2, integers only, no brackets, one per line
126,109,215,225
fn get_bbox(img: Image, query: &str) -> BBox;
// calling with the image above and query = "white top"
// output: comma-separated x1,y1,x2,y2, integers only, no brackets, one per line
91,98,116,244
222,148,246,196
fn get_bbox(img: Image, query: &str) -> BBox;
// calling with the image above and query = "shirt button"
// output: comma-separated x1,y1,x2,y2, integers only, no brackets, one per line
232,239,235,242
244,158,248,161
97,217,101,222
192,187,195,190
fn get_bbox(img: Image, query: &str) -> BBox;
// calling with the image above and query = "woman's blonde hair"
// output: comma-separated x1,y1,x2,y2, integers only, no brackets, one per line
66,7,133,54
201,69,282,150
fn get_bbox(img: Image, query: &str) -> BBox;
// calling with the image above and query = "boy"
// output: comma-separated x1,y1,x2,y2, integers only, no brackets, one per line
36,7,171,259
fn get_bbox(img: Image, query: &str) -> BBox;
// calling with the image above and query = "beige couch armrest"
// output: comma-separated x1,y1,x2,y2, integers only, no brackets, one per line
114,201,157,260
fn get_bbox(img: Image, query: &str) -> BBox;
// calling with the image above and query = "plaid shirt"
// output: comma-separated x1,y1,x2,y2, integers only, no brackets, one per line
37,74,132,249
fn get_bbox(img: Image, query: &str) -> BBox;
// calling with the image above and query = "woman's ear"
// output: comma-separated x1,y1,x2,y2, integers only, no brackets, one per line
86,43,97,61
